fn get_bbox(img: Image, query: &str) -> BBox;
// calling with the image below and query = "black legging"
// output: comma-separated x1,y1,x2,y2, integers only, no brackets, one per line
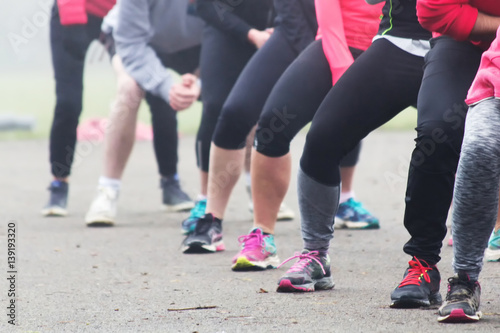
300,36,482,265
196,25,257,172
212,27,299,150
146,46,201,177
49,4,199,178
254,40,364,167
402,36,482,264
49,5,102,178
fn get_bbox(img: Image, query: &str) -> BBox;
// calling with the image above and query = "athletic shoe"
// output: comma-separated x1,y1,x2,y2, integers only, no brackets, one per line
41,180,69,217
484,229,500,262
447,235,453,247
334,198,380,229
161,177,194,212
85,186,119,227
248,201,295,221
182,213,225,253
276,250,335,292
390,257,442,308
277,203,295,221
232,228,279,271
181,198,207,235
438,272,481,323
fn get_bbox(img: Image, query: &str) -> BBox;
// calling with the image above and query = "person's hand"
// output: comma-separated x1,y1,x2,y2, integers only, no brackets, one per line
247,28,272,49
62,24,88,61
169,73,201,111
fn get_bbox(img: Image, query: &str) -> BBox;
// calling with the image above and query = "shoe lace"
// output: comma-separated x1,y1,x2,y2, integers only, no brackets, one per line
398,257,432,287
238,232,263,253
189,200,206,219
346,199,370,217
277,251,325,275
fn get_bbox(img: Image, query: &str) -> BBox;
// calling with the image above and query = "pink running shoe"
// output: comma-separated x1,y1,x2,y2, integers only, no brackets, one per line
277,250,335,292
231,228,279,271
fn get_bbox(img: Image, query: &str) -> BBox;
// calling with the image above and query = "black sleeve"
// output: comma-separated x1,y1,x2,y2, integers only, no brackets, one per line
195,0,252,42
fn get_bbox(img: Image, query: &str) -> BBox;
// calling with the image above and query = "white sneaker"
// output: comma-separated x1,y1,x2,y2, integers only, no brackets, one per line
85,186,119,227
277,203,295,221
248,202,295,221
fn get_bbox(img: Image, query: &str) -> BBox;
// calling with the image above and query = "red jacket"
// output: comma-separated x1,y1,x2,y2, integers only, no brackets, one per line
466,26,500,105
315,0,382,85
57,0,116,25
417,0,500,49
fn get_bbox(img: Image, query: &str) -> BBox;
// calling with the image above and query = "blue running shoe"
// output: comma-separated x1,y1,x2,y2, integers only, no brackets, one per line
181,198,206,235
485,229,500,262
335,198,380,229
41,180,69,217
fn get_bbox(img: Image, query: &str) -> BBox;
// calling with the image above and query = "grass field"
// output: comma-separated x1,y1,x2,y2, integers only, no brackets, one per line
0,64,417,141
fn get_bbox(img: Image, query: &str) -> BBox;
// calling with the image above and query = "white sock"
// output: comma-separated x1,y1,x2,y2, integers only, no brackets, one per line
98,176,121,191
245,172,251,188
339,191,355,204
197,194,207,201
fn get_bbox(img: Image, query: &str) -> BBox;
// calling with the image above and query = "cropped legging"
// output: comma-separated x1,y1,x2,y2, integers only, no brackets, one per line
196,26,257,172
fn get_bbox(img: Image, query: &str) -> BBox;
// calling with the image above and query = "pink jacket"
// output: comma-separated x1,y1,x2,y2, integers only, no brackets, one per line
57,0,116,25
466,26,500,105
315,0,382,84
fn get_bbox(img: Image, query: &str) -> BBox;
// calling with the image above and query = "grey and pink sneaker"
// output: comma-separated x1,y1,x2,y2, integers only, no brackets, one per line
277,250,335,292
231,228,280,271
182,213,225,254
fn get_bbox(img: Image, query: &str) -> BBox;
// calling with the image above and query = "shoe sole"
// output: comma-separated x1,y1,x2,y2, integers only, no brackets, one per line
277,211,295,221
231,256,280,271
438,309,482,323
41,207,68,217
276,277,335,293
85,216,115,227
334,217,380,230
484,247,500,262
390,292,442,309
182,241,225,254
248,205,295,222
162,201,195,213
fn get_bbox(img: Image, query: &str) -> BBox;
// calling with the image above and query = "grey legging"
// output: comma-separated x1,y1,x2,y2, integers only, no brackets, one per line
452,98,500,281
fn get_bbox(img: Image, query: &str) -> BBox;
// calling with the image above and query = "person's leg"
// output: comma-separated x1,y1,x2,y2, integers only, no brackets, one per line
85,55,144,226
182,26,256,248
103,56,144,179
391,36,482,308
437,98,500,322
145,91,194,212
277,39,424,292
251,40,333,237
145,46,201,213
335,142,380,229
205,28,297,221
42,7,102,216
182,28,296,236
485,193,500,261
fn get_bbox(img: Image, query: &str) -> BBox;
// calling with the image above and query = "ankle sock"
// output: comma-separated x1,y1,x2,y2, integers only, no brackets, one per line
339,191,355,204
98,176,121,191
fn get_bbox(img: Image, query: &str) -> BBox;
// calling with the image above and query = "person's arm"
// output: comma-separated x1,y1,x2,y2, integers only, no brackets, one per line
470,12,500,41
114,0,175,104
57,0,88,25
196,0,272,47
417,0,492,41
195,0,253,41
315,0,353,85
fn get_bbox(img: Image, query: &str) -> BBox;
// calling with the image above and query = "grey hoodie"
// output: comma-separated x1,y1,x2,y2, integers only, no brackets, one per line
113,0,204,102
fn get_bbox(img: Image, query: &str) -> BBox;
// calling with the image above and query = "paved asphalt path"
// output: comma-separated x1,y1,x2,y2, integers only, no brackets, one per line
1,131,499,332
